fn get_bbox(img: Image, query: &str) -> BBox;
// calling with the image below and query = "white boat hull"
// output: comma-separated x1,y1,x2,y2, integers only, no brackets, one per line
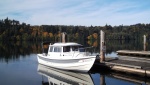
37,54,96,72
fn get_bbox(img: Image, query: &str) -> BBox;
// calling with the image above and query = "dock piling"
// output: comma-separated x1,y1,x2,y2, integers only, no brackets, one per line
100,30,106,62
143,35,146,51
62,32,65,43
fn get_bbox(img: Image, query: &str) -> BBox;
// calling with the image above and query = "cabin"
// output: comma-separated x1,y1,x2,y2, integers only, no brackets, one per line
47,43,86,58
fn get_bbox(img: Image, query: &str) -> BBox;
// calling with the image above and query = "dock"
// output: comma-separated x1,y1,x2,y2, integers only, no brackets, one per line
95,56,150,77
117,50,150,56
96,31,150,77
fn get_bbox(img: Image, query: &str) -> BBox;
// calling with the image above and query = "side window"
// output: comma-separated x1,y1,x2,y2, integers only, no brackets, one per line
50,46,53,52
54,47,57,52
72,46,78,51
63,46,70,52
58,47,62,52
54,47,62,52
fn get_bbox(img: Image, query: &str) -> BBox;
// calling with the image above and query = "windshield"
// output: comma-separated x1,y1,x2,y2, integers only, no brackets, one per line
72,46,85,52
79,48,85,52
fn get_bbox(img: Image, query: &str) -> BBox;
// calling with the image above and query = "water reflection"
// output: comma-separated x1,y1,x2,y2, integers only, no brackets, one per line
107,72,150,85
0,40,149,63
91,65,150,85
38,64,150,85
0,41,41,62
37,64,94,85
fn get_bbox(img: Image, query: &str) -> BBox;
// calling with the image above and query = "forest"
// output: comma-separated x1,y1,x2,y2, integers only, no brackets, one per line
0,17,150,42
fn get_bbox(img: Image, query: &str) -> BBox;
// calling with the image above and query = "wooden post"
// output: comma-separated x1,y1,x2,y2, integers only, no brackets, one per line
144,35,146,51
100,30,105,62
62,32,65,43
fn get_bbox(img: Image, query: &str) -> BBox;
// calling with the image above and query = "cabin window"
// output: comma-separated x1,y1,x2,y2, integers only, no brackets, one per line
72,46,79,51
54,47,61,52
79,48,85,52
49,46,53,52
63,46,70,52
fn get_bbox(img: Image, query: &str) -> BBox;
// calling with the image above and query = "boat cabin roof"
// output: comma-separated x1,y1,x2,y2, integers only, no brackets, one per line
50,42,82,47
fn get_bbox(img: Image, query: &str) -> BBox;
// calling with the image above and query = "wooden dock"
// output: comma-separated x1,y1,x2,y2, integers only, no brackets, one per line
95,31,150,77
95,56,150,77
117,50,150,56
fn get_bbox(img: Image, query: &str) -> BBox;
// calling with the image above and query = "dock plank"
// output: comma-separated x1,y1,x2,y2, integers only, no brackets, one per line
104,59,150,70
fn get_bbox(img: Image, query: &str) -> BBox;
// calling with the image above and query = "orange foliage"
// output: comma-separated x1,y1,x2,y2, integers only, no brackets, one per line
87,40,92,46
49,33,53,38
92,33,98,39
87,35,92,40
92,41,98,47
43,32,49,37
31,31,36,36
43,45,49,49
57,32,61,38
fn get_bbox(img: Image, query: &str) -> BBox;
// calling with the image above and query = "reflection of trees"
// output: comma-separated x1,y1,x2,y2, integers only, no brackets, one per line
87,40,150,55
0,41,41,62
106,40,144,53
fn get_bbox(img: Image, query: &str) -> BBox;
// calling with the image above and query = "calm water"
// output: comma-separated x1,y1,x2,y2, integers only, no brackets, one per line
0,41,149,85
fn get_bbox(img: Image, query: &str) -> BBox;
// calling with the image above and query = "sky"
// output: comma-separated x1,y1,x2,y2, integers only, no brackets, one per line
0,0,150,26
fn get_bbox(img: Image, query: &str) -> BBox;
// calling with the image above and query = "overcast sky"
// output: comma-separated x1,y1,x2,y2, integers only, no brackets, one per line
0,0,150,26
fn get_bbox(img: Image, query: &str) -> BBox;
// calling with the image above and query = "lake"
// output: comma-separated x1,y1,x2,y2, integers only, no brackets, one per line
0,40,149,85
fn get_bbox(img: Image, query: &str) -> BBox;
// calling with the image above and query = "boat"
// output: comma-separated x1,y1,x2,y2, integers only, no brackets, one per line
38,64,94,85
37,42,96,72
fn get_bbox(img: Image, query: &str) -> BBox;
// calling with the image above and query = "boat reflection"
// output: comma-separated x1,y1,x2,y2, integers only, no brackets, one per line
37,64,94,85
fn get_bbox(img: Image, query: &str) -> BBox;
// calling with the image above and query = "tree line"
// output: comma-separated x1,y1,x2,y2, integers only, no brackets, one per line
0,17,150,42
